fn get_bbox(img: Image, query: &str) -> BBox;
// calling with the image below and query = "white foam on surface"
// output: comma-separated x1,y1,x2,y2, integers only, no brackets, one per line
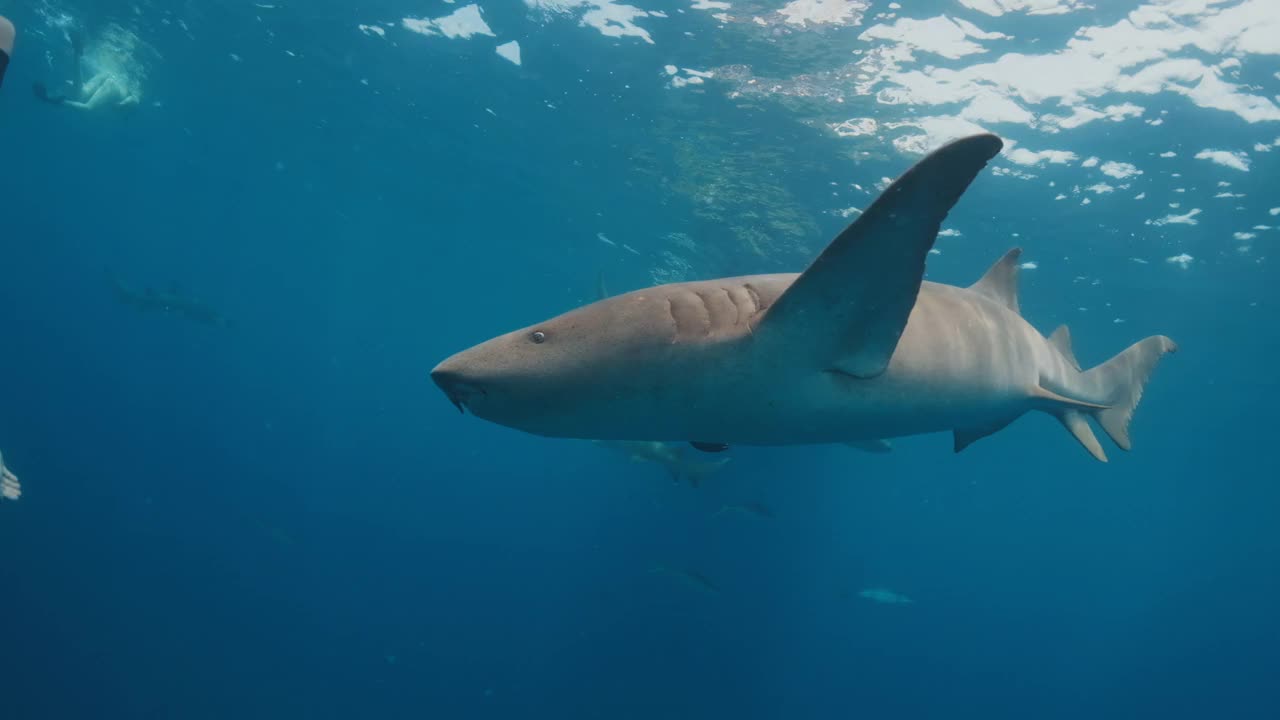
1100,161,1142,179
957,0,1087,16
496,40,522,65
403,4,495,39
859,15,1007,60
778,0,870,27
526,0,658,44
1195,149,1251,171
1149,209,1202,226
1006,148,1077,165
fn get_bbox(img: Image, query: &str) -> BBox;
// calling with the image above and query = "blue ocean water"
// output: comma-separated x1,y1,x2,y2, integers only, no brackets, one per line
1,0,1278,717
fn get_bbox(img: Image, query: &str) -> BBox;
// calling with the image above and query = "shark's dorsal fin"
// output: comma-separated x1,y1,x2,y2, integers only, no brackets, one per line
1048,325,1081,371
756,134,1004,378
969,248,1022,315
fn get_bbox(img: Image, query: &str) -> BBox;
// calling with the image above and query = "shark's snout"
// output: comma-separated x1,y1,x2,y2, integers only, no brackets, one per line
430,363,486,414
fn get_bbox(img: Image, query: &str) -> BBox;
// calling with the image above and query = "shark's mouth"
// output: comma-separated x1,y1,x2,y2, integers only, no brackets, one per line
440,381,486,415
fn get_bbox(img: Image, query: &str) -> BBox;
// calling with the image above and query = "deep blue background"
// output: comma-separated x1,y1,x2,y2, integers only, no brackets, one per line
1,1,1277,718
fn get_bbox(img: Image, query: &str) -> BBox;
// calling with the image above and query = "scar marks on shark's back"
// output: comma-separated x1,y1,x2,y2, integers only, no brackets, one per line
667,283,772,343
666,293,710,342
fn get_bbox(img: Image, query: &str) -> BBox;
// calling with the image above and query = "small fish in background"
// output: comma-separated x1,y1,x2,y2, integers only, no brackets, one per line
713,501,775,520
858,587,914,605
108,273,233,328
650,564,721,595
592,440,729,488
0,451,21,502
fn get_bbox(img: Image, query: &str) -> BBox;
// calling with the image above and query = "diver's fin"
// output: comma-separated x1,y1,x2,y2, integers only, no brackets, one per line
757,134,1003,378
969,248,1022,314
1048,325,1081,371
845,439,892,453
1055,410,1107,462
1085,335,1178,450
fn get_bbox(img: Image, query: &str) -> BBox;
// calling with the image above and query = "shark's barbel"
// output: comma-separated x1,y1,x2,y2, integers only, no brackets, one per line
432,134,1176,461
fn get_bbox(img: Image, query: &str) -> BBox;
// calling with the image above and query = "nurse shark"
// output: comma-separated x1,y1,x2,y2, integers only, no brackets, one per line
431,134,1176,462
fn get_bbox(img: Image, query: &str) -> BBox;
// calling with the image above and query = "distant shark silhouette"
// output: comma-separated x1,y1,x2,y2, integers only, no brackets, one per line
649,565,721,595
110,274,232,328
713,501,775,520
432,134,1176,461
592,440,729,487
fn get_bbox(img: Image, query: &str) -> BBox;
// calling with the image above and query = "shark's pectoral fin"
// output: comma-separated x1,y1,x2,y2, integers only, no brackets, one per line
846,439,892,453
953,416,1019,453
756,134,1003,378
690,441,729,453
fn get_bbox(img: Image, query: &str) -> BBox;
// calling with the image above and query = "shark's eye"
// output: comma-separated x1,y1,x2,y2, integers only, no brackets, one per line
530,331,547,344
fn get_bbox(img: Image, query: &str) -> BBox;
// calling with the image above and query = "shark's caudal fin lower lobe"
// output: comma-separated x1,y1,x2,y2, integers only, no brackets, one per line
1084,335,1178,451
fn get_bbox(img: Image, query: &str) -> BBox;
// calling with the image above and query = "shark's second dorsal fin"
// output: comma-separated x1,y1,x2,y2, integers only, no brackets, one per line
756,134,1004,378
969,248,1022,315
1048,325,1081,371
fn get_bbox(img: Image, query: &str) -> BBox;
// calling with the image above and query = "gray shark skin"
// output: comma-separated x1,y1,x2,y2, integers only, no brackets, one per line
432,134,1176,462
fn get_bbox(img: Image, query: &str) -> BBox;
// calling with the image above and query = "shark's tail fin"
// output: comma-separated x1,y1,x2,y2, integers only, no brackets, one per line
1083,335,1178,451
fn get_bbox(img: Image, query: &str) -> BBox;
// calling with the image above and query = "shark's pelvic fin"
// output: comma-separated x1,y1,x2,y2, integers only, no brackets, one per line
954,416,1018,453
757,133,1004,379
957,386,1106,455
969,248,1022,315
1048,325,1081,371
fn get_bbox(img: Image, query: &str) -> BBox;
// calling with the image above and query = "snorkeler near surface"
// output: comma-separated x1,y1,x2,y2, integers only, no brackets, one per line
0,16,14,90
0,451,20,502
33,28,139,111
